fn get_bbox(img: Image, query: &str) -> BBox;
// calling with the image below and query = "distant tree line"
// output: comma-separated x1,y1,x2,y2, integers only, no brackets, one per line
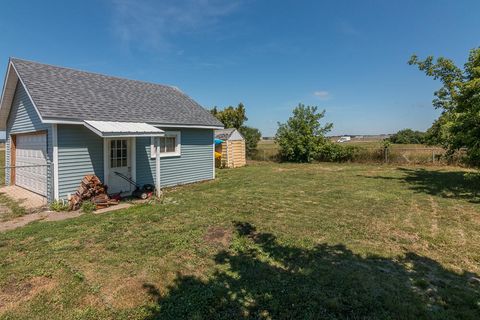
387,129,426,144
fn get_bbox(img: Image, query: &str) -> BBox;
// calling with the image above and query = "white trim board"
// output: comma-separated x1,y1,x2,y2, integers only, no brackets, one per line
212,135,215,180
10,62,45,123
150,131,181,158
43,118,224,130
131,137,136,183
52,124,59,200
0,60,13,116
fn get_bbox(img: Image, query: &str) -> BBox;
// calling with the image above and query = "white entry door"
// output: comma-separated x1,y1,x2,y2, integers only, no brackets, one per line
107,139,132,194
15,133,48,196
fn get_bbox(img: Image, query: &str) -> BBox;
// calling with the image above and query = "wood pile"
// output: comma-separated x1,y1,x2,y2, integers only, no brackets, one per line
69,175,119,210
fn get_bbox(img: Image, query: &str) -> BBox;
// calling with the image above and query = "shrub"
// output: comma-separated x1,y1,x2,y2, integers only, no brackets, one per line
80,200,96,213
275,104,332,162
49,199,69,212
388,129,426,144
317,143,361,162
239,126,262,156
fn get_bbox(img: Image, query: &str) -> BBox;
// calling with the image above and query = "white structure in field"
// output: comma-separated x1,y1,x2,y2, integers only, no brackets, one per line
337,136,351,143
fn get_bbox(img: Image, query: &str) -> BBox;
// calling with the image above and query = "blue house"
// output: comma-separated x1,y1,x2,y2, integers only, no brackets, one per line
0,58,223,202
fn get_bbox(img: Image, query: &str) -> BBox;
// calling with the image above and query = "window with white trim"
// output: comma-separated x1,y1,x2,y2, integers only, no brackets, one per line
110,139,128,167
151,131,181,158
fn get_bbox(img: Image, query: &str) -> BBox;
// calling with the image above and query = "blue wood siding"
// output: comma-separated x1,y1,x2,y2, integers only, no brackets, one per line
136,128,214,187
5,81,53,201
57,125,104,199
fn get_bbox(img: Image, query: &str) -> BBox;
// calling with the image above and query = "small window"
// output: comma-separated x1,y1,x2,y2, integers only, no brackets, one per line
151,131,181,158
111,139,128,168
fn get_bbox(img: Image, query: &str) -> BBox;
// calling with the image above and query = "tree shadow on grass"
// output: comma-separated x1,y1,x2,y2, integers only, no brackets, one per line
143,222,480,319
362,168,480,203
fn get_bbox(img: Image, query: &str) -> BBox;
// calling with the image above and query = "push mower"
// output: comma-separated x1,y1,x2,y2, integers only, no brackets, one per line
113,171,155,200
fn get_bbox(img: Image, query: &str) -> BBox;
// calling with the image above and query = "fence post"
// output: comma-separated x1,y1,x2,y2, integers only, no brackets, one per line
263,149,266,161
432,149,435,163
384,147,389,163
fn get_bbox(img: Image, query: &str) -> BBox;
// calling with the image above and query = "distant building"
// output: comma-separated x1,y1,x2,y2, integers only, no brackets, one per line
337,136,351,143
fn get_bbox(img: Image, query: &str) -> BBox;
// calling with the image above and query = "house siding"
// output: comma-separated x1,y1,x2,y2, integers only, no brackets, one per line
57,124,104,199
54,127,213,200
5,81,53,201
136,128,214,188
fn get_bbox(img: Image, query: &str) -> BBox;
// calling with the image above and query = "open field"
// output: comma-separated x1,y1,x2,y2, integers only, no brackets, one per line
255,140,450,164
0,162,479,319
258,139,437,151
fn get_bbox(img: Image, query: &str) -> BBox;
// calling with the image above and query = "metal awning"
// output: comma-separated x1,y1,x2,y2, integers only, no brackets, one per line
84,120,165,138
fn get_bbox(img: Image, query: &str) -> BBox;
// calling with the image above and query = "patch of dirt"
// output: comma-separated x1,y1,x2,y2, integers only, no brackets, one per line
80,268,151,310
406,199,421,228
314,166,346,172
107,276,151,309
428,196,439,237
0,276,57,312
0,204,11,221
204,226,233,248
458,229,466,245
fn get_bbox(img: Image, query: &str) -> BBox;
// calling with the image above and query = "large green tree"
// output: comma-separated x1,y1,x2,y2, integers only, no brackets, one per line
409,48,480,165
211,103,247,129
275,104,332,162
239,126,262,156
211,103,261,156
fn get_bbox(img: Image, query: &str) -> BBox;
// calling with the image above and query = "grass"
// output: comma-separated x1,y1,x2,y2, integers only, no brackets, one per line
0,150,30,221
0,194,26,221
0,150,26,221
0,162,479,319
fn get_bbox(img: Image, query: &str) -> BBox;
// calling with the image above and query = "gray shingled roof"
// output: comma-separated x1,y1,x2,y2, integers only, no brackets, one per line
215,128,236,140
10,58,223,127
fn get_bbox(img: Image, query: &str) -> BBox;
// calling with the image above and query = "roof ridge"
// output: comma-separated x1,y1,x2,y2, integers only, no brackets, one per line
10,57,181,91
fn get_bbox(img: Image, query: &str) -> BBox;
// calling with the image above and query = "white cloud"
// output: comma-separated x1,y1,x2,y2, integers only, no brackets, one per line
313,90,331,100
110,0,240,51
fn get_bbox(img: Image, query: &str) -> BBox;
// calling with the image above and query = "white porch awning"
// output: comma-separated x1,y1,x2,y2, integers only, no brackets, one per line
84,120,165,138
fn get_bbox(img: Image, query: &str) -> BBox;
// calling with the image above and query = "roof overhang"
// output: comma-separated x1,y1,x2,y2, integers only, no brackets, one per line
43,117,224,129
0,60,45,131
0,61,20,131
84,120,165,138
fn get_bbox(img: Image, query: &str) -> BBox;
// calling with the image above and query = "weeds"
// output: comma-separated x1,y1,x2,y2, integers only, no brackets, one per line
80,200,95,213
0,194,26,221
49,199,69,212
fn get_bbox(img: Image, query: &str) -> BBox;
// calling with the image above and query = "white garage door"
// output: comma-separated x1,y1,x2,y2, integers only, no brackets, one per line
15,133,47,196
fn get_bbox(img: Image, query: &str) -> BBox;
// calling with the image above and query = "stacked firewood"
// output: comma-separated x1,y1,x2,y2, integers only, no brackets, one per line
69,175,118,210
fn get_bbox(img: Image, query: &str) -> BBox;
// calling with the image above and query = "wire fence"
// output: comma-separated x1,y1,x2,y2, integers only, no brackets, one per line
249,147,466,166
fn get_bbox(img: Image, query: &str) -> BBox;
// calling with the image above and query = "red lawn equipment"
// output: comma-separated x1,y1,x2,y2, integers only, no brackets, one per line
113,171,155,200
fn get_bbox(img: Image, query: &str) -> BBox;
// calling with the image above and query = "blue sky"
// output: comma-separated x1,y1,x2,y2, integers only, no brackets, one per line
1,0,479,136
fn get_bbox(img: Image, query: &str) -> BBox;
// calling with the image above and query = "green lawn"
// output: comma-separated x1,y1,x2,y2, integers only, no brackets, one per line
0,162,479,319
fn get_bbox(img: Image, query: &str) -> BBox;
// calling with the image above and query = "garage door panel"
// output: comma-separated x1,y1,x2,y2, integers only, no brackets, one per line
15,133,47,196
